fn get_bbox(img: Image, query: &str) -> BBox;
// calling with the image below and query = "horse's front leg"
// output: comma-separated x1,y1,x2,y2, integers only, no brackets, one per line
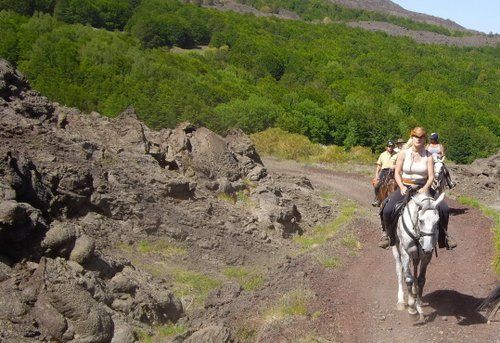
415,254,432,322
392,246,405,310
399,245,416,314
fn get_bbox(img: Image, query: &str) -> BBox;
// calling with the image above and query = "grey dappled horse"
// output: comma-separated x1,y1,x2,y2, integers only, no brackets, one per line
392,192,445,322
432,156,447,197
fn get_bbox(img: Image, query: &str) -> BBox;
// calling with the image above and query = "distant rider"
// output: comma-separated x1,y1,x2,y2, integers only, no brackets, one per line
427,132,455,188
426,132,444,158
394,138,405,153
372,141,397,207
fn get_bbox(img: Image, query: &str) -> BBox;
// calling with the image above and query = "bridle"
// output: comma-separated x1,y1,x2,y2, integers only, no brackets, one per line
401,196,438,257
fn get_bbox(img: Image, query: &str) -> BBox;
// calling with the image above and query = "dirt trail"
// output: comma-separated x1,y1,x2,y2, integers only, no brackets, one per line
263,157,499,342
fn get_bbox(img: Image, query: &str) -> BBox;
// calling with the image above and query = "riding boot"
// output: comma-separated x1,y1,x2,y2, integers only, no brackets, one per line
446,234,457,250
378,199,392,249
378,230,390,249
438,225,457,249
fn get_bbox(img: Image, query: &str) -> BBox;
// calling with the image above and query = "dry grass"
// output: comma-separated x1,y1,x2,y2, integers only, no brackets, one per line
137,323,186,343
263,289,312,323
251,128,375,164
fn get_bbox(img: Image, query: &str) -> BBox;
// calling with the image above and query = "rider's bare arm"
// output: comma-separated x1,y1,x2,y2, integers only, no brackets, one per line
394,151,406,194
375,164,381,179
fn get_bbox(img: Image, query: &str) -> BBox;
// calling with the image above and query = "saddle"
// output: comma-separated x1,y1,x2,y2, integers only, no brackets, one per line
379,192,412,246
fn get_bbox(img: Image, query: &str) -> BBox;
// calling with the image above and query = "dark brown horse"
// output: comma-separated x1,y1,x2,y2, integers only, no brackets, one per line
375,169,397,205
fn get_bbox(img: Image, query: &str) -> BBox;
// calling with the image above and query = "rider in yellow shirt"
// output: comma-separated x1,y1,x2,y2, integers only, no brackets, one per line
372,141,397,207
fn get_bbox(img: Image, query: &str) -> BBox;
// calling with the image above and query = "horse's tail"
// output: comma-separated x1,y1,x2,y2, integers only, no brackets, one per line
478,285,500,321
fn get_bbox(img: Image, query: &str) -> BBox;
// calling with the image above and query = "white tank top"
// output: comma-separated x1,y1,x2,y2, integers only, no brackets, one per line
427,144,443,156
401,149,429,183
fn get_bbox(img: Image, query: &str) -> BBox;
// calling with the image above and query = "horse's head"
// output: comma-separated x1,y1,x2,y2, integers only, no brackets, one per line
412,193,445,254
433,155,444,178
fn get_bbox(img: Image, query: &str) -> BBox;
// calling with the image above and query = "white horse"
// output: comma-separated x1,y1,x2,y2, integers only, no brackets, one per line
432,155,449,197
392,192,445,322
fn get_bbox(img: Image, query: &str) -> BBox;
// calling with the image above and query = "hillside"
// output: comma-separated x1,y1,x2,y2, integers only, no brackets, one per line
0,0,499,164
0,58,333,342
205,0,500,46
1,60,498,342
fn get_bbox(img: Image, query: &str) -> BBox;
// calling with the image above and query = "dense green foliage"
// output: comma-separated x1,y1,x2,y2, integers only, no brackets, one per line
0,0,498,163
0,0,56,16
0,0,139,30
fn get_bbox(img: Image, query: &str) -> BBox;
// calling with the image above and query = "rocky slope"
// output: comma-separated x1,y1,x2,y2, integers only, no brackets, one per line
0,59,335,342
327,0,472,32
195,0,500,47
449,153,500,210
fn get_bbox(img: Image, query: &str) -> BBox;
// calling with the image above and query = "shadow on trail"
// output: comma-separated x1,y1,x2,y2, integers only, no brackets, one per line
449,207,468,216
424,290,486,325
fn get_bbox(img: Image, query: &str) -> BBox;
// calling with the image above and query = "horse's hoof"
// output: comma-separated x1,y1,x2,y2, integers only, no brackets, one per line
396,302,406,311
408,307,418,315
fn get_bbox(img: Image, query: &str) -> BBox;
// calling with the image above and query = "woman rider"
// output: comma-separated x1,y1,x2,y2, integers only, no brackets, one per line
427,132,455,188
427,132,444,158
378,127,456,249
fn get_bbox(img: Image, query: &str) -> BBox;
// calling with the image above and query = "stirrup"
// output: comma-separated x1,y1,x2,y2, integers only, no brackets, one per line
378,234,390,249
446,238,457,250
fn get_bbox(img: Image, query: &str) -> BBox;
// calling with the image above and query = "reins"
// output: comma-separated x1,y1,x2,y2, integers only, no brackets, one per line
400,195,436,259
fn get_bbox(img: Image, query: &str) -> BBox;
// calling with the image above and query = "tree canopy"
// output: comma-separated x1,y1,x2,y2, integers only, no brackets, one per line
0,0,498,163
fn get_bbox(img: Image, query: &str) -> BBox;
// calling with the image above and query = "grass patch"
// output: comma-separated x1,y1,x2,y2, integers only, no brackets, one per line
136,323,186,343
136,329,153,343
172,270,222,306
319,256,342,269
263,290,311,323
217,189,254,207
457,195,500,274
157,323,186,337
217,192,236,203
341,233,362,251
319,192,335,205
235,326,257,342
251,128,375,164
294,201,357,251
236,189,251,203
319,191,334,200
223,267,266,291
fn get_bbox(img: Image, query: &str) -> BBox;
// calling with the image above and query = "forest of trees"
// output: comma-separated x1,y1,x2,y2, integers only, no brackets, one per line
0,0,498,163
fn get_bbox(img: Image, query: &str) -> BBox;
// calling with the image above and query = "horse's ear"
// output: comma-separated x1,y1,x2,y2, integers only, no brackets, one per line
434,193,445,207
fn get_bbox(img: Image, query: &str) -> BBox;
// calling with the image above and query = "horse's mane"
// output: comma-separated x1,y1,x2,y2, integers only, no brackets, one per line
411,192,445,210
